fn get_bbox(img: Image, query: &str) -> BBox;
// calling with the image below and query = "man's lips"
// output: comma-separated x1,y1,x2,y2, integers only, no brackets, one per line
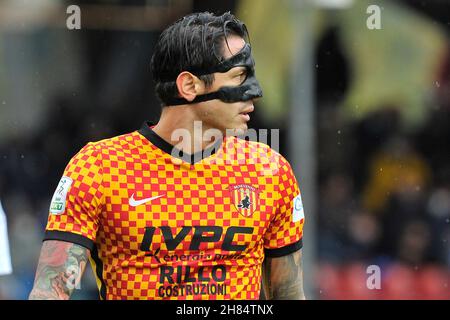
239,105,255,121
239,105,254,115
238,105,254,122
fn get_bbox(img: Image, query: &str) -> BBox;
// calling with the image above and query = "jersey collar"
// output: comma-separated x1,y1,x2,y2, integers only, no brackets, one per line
138,121,223,165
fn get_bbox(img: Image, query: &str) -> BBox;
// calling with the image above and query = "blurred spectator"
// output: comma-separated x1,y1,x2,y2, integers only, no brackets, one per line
345,210,381,262
427,187,450,267
394,219,432,266
317,173,355,263
362,135,431,214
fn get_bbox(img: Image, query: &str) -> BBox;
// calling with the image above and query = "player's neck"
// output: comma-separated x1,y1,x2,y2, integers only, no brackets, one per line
152,106,220,154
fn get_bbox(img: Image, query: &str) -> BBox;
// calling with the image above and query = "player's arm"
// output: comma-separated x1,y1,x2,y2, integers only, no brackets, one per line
262,249,305,300
29,240,90,300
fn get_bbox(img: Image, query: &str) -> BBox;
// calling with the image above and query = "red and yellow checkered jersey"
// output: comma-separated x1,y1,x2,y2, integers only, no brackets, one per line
44,122,305,300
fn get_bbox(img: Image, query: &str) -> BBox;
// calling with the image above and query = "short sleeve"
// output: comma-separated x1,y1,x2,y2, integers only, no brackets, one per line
44,142,104,251
263,156,305,257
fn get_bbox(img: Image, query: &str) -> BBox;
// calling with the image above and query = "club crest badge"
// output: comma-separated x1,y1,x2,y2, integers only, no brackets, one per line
229,184,259,217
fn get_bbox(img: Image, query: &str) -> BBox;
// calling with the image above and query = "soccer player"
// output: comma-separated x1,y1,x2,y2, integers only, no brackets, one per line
29,12,306,300
0,200,12,276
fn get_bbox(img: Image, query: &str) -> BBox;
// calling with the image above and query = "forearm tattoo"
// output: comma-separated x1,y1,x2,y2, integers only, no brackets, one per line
263,250,305,300
29,240,89,300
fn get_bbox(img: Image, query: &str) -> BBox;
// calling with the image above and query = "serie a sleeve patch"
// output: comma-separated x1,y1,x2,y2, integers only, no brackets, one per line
49,176,73,215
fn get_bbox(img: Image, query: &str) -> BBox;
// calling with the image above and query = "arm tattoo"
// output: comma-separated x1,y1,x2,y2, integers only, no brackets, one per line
262,250,305,300
29,240,90,300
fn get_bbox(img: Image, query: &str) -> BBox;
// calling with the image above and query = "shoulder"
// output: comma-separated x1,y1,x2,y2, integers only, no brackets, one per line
224,135,280,155
224,135,291,169
75,130,145,158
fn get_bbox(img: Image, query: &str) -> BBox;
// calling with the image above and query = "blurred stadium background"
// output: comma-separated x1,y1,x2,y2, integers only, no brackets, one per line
0,0,449,300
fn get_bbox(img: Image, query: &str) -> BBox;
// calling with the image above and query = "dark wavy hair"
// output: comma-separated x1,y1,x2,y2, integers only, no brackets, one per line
150,12,249,106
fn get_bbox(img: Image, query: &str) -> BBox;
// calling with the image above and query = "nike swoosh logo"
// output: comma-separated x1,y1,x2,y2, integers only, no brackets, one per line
129,193,164,207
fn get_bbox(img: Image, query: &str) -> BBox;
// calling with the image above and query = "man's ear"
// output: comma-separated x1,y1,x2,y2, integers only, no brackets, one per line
175,72,205,102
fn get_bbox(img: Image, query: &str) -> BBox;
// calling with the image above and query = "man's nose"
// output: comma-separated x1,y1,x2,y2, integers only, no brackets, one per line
252,96,262,104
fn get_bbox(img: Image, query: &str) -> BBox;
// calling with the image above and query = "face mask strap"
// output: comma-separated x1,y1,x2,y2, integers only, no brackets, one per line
164,83,261,106
164,91,225,106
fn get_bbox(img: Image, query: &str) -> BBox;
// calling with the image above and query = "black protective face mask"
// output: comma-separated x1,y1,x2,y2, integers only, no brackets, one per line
163,43,263,106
